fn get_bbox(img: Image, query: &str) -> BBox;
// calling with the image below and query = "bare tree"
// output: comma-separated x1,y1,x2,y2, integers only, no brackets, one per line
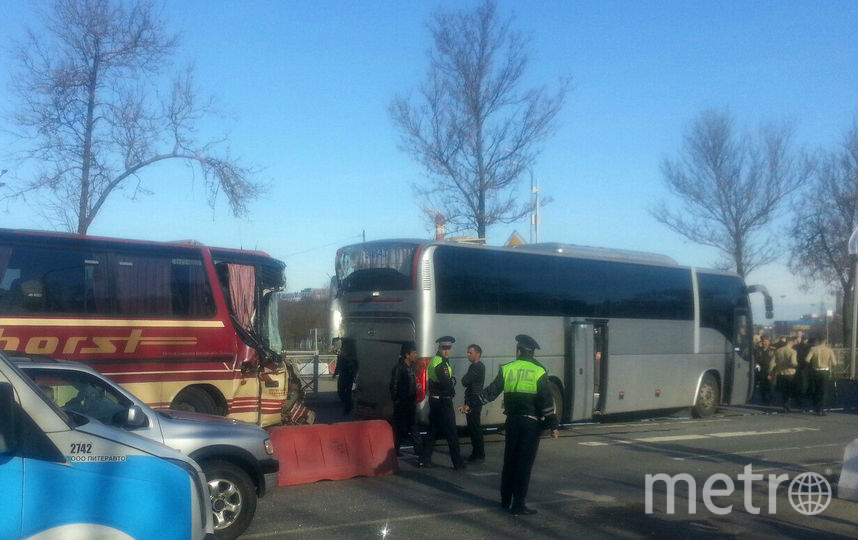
4,0,261,234
790,119,858,340
390,0,569,239
652,110,812,277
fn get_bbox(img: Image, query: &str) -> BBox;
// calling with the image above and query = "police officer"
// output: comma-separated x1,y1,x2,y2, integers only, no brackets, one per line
771,336,797,412
805,336,838,415
466,334,558,515
754,335,776,405
418,336,466,470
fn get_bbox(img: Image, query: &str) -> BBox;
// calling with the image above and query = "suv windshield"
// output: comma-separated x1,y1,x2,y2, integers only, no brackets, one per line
335,243,418,292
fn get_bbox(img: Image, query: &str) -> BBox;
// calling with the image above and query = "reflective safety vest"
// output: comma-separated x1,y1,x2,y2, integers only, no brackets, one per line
502,359,545,394
427,354,451,382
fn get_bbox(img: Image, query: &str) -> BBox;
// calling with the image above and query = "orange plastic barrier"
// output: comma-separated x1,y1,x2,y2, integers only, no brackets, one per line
270,420,399,486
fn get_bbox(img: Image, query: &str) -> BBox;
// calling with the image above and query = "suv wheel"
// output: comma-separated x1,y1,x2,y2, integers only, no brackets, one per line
202,460,257,540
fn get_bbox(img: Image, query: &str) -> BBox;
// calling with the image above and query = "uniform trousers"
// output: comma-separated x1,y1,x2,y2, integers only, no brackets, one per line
811,370,831,412
777,374,795,409
758,365,772,404
392,399,422,455
501,415,542,510
419,397,464,467
336,372,354,415
465,403,484,459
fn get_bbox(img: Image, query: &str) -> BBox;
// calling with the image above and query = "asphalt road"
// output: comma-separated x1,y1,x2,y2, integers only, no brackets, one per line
244,395,858,539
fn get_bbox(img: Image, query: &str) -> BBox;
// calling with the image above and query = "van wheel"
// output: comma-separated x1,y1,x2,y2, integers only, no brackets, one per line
171,387,218,415
693,374,720,418
202,460,257,540
549,381,564,422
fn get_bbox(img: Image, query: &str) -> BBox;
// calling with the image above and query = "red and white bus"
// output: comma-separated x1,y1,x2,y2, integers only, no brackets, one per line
0,228,303,427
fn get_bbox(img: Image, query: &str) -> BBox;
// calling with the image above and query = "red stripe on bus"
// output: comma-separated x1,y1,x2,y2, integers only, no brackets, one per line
109,372,237,384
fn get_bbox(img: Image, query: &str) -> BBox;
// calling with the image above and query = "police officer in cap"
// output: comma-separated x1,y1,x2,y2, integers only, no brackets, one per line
418,336,466,470
465,334,558,515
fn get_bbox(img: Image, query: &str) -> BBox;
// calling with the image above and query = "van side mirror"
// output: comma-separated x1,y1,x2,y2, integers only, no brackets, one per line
113,405,148,429
0,382,18,454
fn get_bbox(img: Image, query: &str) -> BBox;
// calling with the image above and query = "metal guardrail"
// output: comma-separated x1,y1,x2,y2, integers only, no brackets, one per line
832,348,856,380
282,352,337,393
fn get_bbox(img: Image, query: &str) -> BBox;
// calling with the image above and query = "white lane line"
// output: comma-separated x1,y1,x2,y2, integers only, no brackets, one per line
579,426,820,447
708,427,819,438
671,442,846,461
557,490,618,503
634,434,710,443
242,496,576,538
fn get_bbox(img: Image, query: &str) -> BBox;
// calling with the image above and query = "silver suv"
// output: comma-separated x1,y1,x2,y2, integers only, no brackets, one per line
13,355,277,540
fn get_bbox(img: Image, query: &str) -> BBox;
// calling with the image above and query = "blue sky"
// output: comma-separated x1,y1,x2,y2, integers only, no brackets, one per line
1,1,857,322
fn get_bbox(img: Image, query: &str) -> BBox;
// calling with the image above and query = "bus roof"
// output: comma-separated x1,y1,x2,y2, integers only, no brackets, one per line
0,227,277,261
337,237,746,278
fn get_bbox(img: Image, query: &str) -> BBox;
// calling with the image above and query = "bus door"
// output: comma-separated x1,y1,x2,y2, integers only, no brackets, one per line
567,320,596,422
726,308,753,404
348,317,415,419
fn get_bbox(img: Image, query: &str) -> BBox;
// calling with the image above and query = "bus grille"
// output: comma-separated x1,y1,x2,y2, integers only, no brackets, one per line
422,259,431,290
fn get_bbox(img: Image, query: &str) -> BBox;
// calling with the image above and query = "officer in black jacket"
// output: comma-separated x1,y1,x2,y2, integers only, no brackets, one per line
466,334,558,515
389,342,422,456
418,336,466,470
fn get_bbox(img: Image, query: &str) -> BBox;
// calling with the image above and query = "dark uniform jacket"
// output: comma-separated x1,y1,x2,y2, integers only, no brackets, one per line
473,358,558,431
389,358,417,404
461,361,485,400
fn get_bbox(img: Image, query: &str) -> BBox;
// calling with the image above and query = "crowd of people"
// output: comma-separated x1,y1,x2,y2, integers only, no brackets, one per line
753,330,839,415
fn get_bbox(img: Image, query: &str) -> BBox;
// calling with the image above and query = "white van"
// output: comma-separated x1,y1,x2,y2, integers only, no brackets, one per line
0,351,214,540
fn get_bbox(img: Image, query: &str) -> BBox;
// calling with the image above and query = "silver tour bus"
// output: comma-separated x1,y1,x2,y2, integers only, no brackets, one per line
332,240,773,425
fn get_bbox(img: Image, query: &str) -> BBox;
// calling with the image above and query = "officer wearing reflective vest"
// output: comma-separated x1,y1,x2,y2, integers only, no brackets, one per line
466,334,559,515
418,336,466,469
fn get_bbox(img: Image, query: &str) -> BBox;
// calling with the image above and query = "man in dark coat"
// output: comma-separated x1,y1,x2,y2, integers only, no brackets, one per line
389,342,422,456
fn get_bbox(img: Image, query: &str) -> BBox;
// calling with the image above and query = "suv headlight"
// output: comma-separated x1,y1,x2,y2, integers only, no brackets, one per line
264,438,274,456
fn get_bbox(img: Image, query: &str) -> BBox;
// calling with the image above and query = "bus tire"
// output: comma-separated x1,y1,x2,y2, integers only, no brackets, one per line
171,386,218,415
692,374,720,418
549,380,564,422
201,460,257,540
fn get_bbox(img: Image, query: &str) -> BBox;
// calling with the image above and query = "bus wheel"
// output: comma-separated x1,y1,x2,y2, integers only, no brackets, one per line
202,460,257,540
692,374,720,418
172,387,218,415
549,381,564,421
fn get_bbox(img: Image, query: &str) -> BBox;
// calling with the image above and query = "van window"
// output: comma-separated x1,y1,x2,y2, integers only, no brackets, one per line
26,369,130,425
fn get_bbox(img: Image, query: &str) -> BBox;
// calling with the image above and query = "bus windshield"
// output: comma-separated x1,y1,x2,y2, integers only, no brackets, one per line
336,243,418,292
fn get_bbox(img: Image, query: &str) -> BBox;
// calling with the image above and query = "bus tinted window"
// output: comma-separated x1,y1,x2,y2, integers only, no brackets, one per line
0,245,214,317
113,254,213,317
435,246,693,319
336,243,417,292
698,272,747,339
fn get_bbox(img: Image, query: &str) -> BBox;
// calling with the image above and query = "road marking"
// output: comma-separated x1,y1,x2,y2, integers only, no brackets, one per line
242,496,577,538
557,490,617,503
634,434,710,443
671,442,847,461
579,426,820,447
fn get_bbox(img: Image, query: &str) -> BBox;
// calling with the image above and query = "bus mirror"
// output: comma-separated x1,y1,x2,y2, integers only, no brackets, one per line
0,382,18,454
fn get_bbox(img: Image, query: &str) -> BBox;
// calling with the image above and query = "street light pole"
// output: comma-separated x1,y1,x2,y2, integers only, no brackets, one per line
848,227,858,380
